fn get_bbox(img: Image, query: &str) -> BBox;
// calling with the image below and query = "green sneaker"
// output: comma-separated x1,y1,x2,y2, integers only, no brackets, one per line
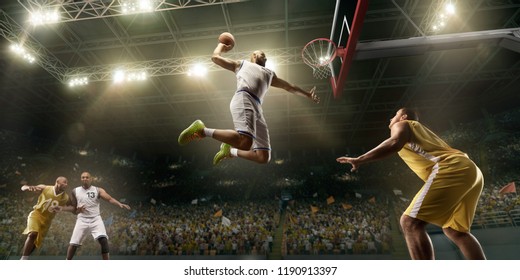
213,143,231,165
178,120,205,146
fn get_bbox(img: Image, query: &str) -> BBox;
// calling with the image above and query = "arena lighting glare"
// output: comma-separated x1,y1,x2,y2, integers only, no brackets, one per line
445,3,456,15
265,60,276,71
68,77,89,87
29,10,60,26
431,1,456,33
113,69,147,83
121,0,154,14
126,71,147,81
9,43,36,63
187,63,208,77
318,56,330,64
114,70,125,83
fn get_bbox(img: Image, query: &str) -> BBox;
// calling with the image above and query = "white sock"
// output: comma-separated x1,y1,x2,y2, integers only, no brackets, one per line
230,148,238,157
204,128,215,137
20,256,29,260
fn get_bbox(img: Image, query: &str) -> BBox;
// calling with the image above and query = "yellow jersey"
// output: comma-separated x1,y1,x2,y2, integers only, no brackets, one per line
398,120,467,181
31,185,70,221
23,185,70,247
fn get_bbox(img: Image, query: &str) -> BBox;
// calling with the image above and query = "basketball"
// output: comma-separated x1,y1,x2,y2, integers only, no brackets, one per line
218,32,235,49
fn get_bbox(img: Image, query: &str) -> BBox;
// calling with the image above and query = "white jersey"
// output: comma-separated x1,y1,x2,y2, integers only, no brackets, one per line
235,60,275,104
73,185,101,219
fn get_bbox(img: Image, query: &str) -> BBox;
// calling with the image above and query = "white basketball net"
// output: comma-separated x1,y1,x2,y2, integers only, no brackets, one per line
312,65,332,80
302,38,337,79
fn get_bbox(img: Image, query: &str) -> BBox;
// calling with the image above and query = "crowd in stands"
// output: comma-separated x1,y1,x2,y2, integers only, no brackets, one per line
0,198,278,258
0,107,519,258
476,183,520,215
283,198,393,255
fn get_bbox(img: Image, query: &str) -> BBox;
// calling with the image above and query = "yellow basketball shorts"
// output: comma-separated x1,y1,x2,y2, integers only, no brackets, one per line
404,155,484,232
22,211,52,248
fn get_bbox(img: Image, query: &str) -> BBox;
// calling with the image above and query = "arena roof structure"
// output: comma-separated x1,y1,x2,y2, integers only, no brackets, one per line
1,0,519,160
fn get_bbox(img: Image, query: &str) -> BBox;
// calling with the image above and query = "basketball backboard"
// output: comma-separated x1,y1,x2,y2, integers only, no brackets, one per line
329,0,369,98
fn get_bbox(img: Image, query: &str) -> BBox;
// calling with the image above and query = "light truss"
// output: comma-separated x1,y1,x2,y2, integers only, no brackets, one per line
64,47,303,82
3,4,519,87
17,0,248,23
0,9,67,81
0,8,304,84
63,28,520,83
3,2,520,87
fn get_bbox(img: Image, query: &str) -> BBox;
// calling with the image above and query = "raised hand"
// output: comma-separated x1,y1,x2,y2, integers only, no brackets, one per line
309,86,320,103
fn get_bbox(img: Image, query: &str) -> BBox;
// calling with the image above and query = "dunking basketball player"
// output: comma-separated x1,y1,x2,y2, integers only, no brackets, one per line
179,37,320,165
337,108,486,260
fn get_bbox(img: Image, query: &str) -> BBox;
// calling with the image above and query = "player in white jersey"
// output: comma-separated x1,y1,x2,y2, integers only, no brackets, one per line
66,171,130,260
178,40,320,165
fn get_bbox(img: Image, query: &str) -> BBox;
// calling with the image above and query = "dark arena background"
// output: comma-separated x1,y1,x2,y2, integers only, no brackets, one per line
1,0,520,261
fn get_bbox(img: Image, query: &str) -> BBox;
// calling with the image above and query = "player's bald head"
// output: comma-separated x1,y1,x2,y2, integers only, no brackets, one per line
56,176,68,184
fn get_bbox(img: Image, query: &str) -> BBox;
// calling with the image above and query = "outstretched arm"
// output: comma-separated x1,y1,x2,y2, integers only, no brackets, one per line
21,184,46,192
99,188,131,210
211,43,241,72
337,121,410,171
271,75,319,103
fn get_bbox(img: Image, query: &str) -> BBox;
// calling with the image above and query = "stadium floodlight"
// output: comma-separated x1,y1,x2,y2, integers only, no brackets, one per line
114,69,126,83
126,71,147,81
9,43,36,63
430,1,456,33
68,77,89,87
445,3,456,15
121,0,154,14
113,69,148,83
29,10,60,26
187,63,208,77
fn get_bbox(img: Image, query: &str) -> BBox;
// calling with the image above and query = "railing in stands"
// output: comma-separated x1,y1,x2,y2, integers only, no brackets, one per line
472,209,519,229
509,209,520,227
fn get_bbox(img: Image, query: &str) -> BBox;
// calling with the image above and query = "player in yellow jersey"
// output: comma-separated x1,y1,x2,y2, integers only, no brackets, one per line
336,108,486,260
20,176,72,260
